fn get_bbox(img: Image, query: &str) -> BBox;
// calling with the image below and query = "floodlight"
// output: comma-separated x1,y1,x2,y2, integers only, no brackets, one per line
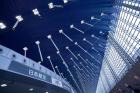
91,16,95,20
0,22,6,29
32,8,40,16
47,35,52,39
70,24,74,28
1,84,7,87
16,15,23,22
23,47,28,51
48,3,54,9
59,29,63,33
83,38,86,41
81,20,84,24
35,41,40,45
63,0,68,4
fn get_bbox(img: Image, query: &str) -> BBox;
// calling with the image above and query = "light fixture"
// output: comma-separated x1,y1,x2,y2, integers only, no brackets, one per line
48,3,54,9
91,16,95,20
83,38,86,41
59,29,73,42
47,35,59,51
38,61,41,64
47,56,57,74
99,31,104,34
35,41,40,45
80,20,84,24
59,29,63,33
66,47,78,60
32,8,41,16
47,35,52,39
91,34,95,37
12,15,23,30
70,24,84,34
75,42,78,45
66,46,69,49
101,12,106,16
16,15,23,22
48,2,63,9
63,0,68,4
47,56,51,59
0,22,6,29
45,92,48,93
23,47,28,57
1,84,7,87
55,66,58,68
29,88,34,91
81,20,94,27
91,16,100,20
70,24,74,28
35,41,43,62
23,47,28,51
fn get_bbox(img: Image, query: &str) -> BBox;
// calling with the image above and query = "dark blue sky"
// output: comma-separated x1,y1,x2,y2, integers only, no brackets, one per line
0,0,114,92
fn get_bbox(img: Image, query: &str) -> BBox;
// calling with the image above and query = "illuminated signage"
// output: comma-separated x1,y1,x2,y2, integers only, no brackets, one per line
29,69,46,80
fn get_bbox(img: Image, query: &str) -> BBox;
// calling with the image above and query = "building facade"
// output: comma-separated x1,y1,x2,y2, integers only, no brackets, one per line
96,0,140,93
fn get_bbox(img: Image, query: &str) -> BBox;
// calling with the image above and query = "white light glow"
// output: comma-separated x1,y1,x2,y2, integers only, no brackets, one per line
0,22,6,29
47,35,52,39
63,0,68,4
47,56,51,59
91,16,95,20
38,61,41,64
23,47,28,51
70,24,74,28
16,15,23,22
29,88,34,91
48,3,54,9
1,84,7,87
101,13,105,16
55,66,58,68
35,41,40,45
81,20,84,24
59,29,63,33
83,38,86,41
32,8,41,16
48,2,63,9
66,46,69,49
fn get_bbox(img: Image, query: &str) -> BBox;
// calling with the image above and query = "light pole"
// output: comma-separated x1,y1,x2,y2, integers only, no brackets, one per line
59,29,73,42
35,41,43,63
23,47,28,57
66,47,78,60
70,24,84,34
47,56,56,74
55,66,62,77
13,15,23,30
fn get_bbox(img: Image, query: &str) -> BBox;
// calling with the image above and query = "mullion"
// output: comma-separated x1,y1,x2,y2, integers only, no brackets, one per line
119,9,135,47
126,22,140,55
114,6,126,39
117,1,136,44
129,32,140,59
109,47,120,79
120,0,138,49
116,5,131,42
125,7,140,53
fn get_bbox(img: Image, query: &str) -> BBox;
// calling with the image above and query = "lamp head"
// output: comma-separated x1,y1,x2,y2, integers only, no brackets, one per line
16,15,23,22
47,56,51,59
70,24,74,28
35,41,40,45
59,29,63,33
48,2,54,9
0,22,6,29
47,35,52,39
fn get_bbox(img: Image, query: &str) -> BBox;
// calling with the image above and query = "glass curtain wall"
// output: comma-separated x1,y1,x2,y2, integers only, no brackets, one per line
96,0,140,93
